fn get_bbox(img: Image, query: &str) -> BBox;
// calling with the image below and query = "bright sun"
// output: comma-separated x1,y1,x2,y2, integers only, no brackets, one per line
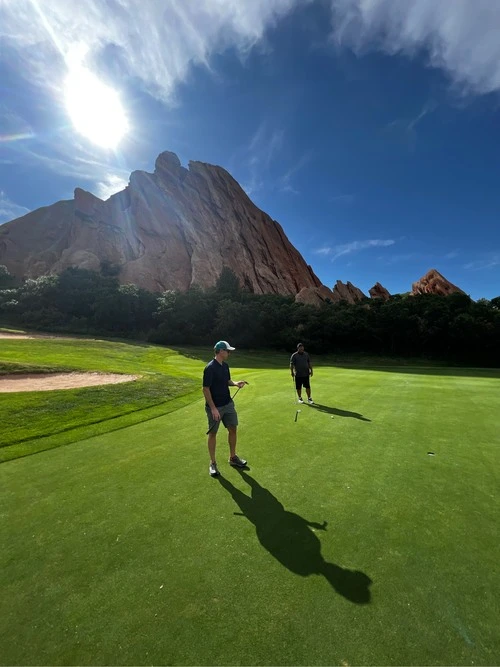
64,65,129,149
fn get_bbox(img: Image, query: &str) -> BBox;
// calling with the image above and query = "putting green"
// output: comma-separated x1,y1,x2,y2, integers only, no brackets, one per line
1,346,499,665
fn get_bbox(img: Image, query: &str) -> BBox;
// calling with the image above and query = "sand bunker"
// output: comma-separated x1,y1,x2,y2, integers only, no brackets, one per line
0,333,35,339
0,372,139,392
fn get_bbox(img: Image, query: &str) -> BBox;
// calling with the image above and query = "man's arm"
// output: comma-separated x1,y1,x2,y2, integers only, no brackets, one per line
228,379,247,388
308,354,313,376
290,354,295,377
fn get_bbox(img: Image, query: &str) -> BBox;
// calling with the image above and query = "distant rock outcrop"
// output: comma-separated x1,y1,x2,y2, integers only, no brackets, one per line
295,285,336,306
411,269,464,297
331,280,366,304
0,151,323,296
369,282,391,300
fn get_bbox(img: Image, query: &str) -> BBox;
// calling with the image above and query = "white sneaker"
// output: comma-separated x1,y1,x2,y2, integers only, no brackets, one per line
298,398,304,404
308,398,314,404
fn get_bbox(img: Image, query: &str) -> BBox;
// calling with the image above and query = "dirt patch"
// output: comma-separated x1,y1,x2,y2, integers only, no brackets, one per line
0,372,139,392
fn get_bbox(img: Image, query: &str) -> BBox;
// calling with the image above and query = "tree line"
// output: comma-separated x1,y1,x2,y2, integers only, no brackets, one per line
1,265,499,366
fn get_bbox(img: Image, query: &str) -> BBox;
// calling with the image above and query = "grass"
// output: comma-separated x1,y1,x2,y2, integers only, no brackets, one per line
0,336,499,665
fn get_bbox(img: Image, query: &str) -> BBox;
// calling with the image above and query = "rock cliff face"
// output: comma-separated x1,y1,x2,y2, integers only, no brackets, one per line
411,269,464,297
0,151,322,295
369,282,391,300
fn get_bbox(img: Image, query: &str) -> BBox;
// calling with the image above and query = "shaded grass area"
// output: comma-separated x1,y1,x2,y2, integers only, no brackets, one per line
0,358,499,665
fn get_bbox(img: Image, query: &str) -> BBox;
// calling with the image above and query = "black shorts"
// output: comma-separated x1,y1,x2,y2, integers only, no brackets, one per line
295,376,310,390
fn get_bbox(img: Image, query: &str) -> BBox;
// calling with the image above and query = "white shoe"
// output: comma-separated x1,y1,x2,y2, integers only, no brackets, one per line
298,398,304,404
308,398,314,404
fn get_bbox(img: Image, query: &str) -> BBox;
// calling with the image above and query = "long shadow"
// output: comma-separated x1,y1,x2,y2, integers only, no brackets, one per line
310,403,371,421
218,471,372,604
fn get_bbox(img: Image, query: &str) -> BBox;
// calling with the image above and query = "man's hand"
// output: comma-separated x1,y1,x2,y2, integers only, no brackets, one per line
309,369,313,377
235,380,247,389
211,407,221,421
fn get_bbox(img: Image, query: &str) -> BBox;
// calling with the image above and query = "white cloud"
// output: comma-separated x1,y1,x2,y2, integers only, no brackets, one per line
93,174,129,200
330,0,500,95
5,0,499,104
1,0,306,104
0,192,30,224
317,238,395,261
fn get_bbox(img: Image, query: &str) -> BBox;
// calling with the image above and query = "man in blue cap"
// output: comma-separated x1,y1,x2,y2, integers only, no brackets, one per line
202,340,248,477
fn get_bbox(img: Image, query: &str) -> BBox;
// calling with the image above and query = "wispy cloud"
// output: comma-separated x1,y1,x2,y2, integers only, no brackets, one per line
329,194,355,204
2,0,305,104
444,250,460,260
464,254,500,271
330,0,500,95
4,135,132,200
94,174,129,200
0,192,30,225
378,252,428,265
242,122,286,195
315,238,395,261
384,100,437,151
241,124,311,197
5,1,500,105
279,151,312,195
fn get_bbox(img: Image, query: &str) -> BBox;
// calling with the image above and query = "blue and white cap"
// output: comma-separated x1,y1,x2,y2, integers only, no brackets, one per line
214,340,235,352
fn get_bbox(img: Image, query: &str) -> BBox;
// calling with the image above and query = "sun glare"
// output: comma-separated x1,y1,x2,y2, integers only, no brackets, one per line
64,65,129,149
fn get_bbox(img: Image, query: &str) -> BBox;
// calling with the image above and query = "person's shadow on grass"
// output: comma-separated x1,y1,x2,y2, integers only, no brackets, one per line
310,403,371,421
217,470,372,604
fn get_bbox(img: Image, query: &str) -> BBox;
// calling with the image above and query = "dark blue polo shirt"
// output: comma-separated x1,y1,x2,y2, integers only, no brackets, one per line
203,358,231,407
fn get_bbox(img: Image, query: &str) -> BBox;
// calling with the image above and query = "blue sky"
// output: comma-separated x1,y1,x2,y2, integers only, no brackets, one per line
1,0,499,300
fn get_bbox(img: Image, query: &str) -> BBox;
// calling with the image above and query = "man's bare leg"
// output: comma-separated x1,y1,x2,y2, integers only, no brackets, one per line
228,426,237,458
208,432,217,462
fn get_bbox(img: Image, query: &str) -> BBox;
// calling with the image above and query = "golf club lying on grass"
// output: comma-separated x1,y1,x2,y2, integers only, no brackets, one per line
206,381,250,435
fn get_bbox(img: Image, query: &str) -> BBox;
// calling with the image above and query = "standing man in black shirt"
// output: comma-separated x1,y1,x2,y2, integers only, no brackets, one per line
203,340,248,477
290,343,314,404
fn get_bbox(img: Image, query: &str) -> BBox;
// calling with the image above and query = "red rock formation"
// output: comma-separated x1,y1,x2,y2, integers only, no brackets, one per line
295,285,336,306
369,282,391,300
411,269,464,297
0,151,323,296
331,280,366,304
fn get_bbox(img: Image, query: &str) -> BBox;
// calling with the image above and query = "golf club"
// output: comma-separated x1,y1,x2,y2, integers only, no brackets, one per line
292,375,301,422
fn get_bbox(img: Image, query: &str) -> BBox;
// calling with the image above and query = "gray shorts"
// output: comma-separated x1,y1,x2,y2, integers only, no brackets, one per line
206,400,238,434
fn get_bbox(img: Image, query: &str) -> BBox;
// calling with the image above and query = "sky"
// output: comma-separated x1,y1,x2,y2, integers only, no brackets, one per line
1,0,500,300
